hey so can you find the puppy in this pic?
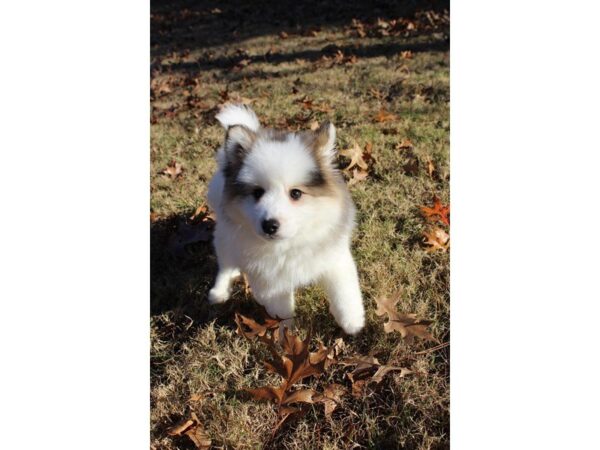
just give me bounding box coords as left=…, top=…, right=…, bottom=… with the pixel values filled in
left=206, top=104, right=365, bottom=335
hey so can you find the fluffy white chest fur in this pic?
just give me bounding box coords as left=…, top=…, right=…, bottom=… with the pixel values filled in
left=206, top=104, right=365, bottom=335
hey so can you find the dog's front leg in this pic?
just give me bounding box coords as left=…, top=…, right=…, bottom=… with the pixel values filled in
left=321, top=248, right=365, bottom=335
left=252, top=287, right=295, bottom=330
left=208, top=266, right=241, bottom=304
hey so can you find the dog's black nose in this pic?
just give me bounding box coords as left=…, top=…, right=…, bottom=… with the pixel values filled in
left=261, top=218, right=280, bottom=236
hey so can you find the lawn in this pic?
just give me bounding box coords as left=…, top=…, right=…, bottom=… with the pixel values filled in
left=151, top=1, right=449, bottom=448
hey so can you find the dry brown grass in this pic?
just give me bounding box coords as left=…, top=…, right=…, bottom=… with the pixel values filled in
left=151, top=1, right=449, bottom=448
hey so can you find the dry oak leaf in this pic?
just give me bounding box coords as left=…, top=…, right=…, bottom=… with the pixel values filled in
left=339, top=141, right=369, bottom=171
left=168, top=412, right=211, bottom=449
left=374, top=294, right=437, bottom=342
left=420, top=196, right=450, bottom=226
left=189, top=205, right=216, bottom=222
left=347, top=168, right=368, bottom=187
left=423, top=227, right=449, bottom=253
left=234, top=313, right=281, bottom=343
left=316, top=383, right=347, bottom=417
left=340, top=355, right=412, bottom=396
left=238, top=318, right=330, bottom=400
left=374, top=108, right=398, bottom=123
left=161, top=160, right=183, bottom=180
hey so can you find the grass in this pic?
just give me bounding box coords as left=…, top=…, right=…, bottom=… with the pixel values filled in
left=151, top=1, right=449, bottom=448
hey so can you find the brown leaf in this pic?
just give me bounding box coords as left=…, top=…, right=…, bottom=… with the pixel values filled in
left=317, top=384, right=346, bottom=417
left=374, top=109, right=398, bottom=123
left=374, top=293, right=437, bottom=342
left=168, top=419, right=195, bottom=436
left=246, top=386, right=286, bottom=404
left=426, top=156, right=436, bottom=178
left=185, top=426, right=211, bottom=449
left=235, top=313, right=281, bottom=341
left=339, top=142, right=369, bottom=171
left=347, top=168, right=368, bottom=187
left=282, top=388, right=317, bottom=405
left=351, top=379, right=368, bottom=398
left=371, top=366, right=412, bottom=384
left=279, top=31, right=289, bottom=39
left=161, top=160, right=183, bottom=180
left=189, top=205, right=215, bottom=222
left=400, top=50, right=413, bottom=59
left=168, top=413, right=211, bottom=449
left=422, top=227, right=449, bottom=253
left=420, top=196, right=450, bottom=226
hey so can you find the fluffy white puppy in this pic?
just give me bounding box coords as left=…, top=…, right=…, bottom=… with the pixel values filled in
left=206, top=104, right=365, bottom=335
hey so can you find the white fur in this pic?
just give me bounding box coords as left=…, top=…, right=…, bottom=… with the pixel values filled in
left=215, top=104, right=261, bottom=132
left=206, top=106, right=365, bottom=335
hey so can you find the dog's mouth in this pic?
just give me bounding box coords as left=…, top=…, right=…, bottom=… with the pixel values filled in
left=260, top=232, right=282, bottom=241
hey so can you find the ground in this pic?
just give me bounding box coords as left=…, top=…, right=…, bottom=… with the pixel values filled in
left=151, top=1, right=449, bottom=449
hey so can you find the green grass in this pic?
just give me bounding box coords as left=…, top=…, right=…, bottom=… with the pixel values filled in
left=151, top=2, right=449, bottom=448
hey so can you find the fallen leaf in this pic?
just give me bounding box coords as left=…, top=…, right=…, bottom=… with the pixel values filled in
left=168, top=413, right=211, bottom=449
left=426, top=156, right=436, bottom=178
left=374, top=293, right=437, bottom=342
left=339, top=142, right=369, bottom=171
left=168, top=419, right=195, bottom=436
left=316, top=383, right=346, bottom=417
left=374, top=109, right=398, bottom=123
left=235, top=313, right=281, bottom=341
left=279, top=31, right=289, bottom=39
left=282, top=388, right=317, bottom=405
left=400, top=50, right=413, bottom=59
left=340, top=355, right=411, bottom=395
left=423, top=227, right=449, bottom=253
left=347, top=168, right=368, bottom=187
left=351, top=379, right=368, bottom=398
left=189, top=205, right=215, bottom=222
left=161, top=161, right=183, bottom=180
left=371, top=365, right=412, bottom=384
left=420, top=196, right=450, bottom=226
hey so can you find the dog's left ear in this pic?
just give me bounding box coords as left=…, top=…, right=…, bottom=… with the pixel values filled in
left=312, top=121, right=337, bottom=161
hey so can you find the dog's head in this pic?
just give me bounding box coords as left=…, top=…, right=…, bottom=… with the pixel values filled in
left=217, top=105, right=350, bottom=243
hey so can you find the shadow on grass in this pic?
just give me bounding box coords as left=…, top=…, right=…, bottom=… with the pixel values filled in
left=152, top=0, right=449, bottom=53
left=150, top=212, right=270, bottom=323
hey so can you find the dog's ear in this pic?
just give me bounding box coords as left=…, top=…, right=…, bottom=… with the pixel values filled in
left=223, top=124, right=256, bottom=165
left=312, top=121, right=337, bottom=161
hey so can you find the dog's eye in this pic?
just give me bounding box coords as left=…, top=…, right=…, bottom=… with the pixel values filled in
left=289, top=189, right=303, bottom=200
left=252, top=187, right=265, bottom=200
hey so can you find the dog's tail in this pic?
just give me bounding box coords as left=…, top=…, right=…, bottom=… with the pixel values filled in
left=215, top=103, right=260, bottom=132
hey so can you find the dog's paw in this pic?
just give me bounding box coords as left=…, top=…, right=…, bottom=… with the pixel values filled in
left=208, top=287, right=230, bottom=305
left=339, top=313, right=365, bottom=336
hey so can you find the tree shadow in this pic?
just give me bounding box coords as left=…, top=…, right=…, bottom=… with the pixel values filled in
left=152, top=0, right=449, bottom=53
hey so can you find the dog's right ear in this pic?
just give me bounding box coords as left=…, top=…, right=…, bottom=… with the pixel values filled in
left=223, top=124, right=256, bottom=165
